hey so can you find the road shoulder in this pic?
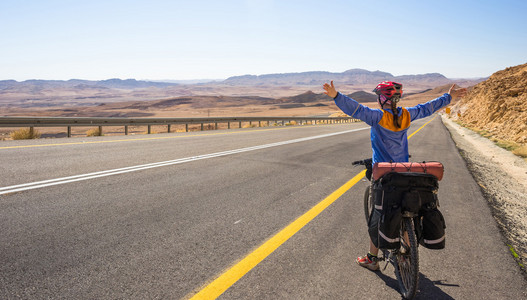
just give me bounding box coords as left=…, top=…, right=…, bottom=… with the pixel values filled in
left=441, top=114, right=527, bottom=275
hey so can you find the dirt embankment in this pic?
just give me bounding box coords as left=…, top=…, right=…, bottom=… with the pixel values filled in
left=451, top=63, right=527, bottom=144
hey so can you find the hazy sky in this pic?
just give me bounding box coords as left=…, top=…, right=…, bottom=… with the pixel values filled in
left=1, top=0, right=526, bottom=81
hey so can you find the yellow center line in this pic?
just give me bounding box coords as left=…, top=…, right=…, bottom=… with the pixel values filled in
left=407, top=114, right=437, bottom=139
left=0, top=125, right=332, bottom=150
left=188, top=114, right=439, bottom=299
left=190, top=170, right=367, bottom=300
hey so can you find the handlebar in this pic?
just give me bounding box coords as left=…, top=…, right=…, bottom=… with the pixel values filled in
left=352, top=158, right=372, bottom=166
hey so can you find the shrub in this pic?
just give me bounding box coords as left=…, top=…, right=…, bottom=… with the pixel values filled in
left=493, top=138, right=518, bottom=152
left=86, top=128, right=103, bottom=136
left=512, top=145, right=527, bottom=158
left=10, top=128, right=41, bottom=140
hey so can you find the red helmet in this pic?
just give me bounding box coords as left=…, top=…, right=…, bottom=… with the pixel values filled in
left=373, top=81, right=403, bottom=98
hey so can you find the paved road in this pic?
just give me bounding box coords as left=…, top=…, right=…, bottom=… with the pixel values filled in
left=0, top=117, right=525, bottom=299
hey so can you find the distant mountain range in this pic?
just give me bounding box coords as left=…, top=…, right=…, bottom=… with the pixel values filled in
left=223, top=68, right=453, bottom=86
left=1, top=68, right=476, bottom=90
left=0, top=69, right=486, bottom=111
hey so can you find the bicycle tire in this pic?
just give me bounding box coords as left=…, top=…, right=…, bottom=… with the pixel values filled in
left=394, top=218, right=419, bottom=299
left=363, top=186, right=373, bottom=223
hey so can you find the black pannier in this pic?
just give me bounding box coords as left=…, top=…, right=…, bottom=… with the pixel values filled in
left=372, top=172, right=444, bottom=250
left=369, top=183, right=399, bottom=249
left=378, top=205, right=402, bottom=249
left=420, top=207, right=446, bottom=249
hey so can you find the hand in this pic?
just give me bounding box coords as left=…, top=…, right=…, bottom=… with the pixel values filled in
left=448, top=84, right=467, bottom=99
left=323, top=80, right=338, bottom=98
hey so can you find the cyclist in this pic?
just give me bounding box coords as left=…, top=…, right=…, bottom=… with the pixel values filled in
left=323, top=80, right=465, bottom=271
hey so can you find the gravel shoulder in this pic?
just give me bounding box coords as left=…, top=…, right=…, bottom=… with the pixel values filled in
left=441, top=114, right=527, bottom=274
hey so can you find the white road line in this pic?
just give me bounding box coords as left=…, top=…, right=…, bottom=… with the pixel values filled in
left=0, top=128, right=368, bottom=195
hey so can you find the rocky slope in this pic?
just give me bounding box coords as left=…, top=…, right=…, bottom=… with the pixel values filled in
left=451, top=63, right=527, bottom=144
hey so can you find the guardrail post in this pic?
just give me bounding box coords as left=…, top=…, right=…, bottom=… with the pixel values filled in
left=239, top=121, right=242, bottom=128
left=228, top=122, right=231, bottom=129
left=186, top=124, right=189, bottom=132
left=99, top=126, right=103, bottom=135
left=215, top=122, right=218, bottom=130
left=168, top=124, right=171, bottom=133
left=125, top=125, right=128, bottom=135
left=67, top=126, right=71, bottom=137
left=258, top=121, right=261, bottom=127
left=148, top=125, right=151, bottom=134
left=201, top=123, right=204, bottom=131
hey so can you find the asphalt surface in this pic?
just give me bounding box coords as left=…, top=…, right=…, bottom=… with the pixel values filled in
left=0, top=117, right=525, bottom=299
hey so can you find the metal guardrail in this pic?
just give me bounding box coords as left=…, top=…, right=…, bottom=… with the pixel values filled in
left=0, top=116, right=359, bottom=137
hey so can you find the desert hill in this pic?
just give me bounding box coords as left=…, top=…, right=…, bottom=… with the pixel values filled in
left=0, top=69, right=485, bottom=109
left=451, top=62, right=527, bottom=144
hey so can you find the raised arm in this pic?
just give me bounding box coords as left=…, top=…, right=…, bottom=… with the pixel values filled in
left=407, top=84, right=467, bottom=121
left=323, top=81, right=382, bottom=126
left=407, top=94, right=450, bottom=120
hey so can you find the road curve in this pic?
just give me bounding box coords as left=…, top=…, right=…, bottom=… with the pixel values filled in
left=0, top=117, right=525, bottom=299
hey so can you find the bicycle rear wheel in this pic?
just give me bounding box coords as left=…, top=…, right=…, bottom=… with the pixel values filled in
left=394, top=218, right=419, bottom=299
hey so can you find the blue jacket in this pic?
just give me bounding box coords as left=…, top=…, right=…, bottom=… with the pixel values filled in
left=334, top=92, right=451, bottom=164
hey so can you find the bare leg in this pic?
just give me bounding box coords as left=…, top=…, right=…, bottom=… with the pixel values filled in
left=369, top=240, right=379, bottom=256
